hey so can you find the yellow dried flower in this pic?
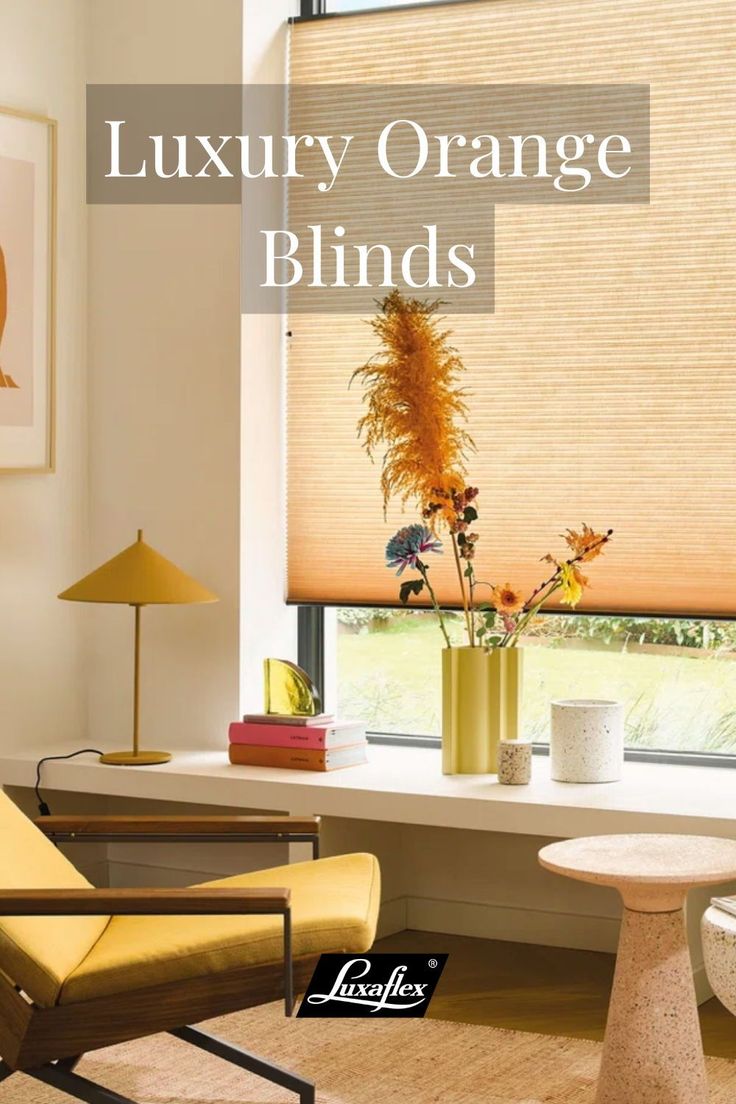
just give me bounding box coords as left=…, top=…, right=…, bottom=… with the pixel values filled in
left=559, top=563, right=589, bottom=607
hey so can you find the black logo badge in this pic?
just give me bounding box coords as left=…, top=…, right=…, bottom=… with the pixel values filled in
left=297, top=954, right=447, bottom=1018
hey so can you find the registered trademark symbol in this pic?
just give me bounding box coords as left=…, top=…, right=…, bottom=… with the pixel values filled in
left=428, top=958, right=438, bottom=969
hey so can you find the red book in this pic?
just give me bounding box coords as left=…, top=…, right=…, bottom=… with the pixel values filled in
left=229, top=720, right=366, bottom=750
left=228, top=742, right=368, bottom=772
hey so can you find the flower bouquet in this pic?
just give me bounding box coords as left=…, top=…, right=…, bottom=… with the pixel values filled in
left=354, top=291, right=613, bottom=773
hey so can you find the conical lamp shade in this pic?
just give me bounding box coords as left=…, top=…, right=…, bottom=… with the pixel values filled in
left=59, top=531, right=218, bottom=606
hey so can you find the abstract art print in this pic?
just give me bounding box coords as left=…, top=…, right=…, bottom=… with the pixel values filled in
left=0, top=106, right=55, bottom=471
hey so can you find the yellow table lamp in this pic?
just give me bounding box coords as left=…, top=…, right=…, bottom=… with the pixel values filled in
left=59, top=530, right=218, bottom=766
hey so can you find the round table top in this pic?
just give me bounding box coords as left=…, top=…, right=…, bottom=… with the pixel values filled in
left=539, top=835, right=736, bottom=910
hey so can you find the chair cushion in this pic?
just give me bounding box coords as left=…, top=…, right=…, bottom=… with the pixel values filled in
left=0, top=793, right=110, bottom=1007
left=60, top=852, right=380, bottom=1005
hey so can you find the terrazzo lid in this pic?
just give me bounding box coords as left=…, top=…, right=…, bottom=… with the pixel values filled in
left=704, top=903, right=736, bottom=933
left=539, top=834, right=736, bottom=887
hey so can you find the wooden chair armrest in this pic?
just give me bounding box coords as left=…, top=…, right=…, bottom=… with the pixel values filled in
left=0, top=886, right=290, bottom=916
left=34, top=814, right=321, bottom=839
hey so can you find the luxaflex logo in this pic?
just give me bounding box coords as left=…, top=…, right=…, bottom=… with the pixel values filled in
left=297, top=954, right=448, bottom=1018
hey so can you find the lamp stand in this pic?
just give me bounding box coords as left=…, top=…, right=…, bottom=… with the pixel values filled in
left=100, top=603, right=172, bottom=767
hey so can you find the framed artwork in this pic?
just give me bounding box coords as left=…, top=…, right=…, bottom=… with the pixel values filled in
left=0, top=106, right=56, bottom=472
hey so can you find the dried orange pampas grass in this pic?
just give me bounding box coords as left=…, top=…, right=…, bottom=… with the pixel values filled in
left=352, top=291, right=473, bottom=526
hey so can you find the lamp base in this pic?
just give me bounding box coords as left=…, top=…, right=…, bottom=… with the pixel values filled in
left=100, top=750, right=172, bottom=766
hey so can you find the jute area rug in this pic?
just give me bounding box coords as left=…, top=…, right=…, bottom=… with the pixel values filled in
left=3, top=1002, right=736, bottom=1104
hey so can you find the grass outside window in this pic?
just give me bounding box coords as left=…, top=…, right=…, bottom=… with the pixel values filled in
left=336, top=610, right=736, bottom=754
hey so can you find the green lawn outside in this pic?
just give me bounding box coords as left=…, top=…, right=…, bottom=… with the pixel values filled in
left=336, top=614, right=736, bottom=752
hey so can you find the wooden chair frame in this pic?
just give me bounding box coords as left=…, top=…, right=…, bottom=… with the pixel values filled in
left=0, top=814, right=324, bottom=1104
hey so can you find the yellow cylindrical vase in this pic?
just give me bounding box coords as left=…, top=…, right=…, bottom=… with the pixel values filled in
left=442, top=646, right=523, bottom=775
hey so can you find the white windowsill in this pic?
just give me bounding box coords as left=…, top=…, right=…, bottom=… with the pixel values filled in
left=0, top=743, right=734, bottom=839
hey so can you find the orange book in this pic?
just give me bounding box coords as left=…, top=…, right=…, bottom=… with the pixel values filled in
left=228, top=741, right=367, bottom=772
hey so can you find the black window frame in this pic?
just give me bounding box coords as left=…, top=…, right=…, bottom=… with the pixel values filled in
left=294, top=0, right=475, bottom=21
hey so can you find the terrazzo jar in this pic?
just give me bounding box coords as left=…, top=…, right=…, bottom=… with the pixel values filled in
left=550, top=699, right=624, bottom=783
left=498, top=739, right=532, bottom=785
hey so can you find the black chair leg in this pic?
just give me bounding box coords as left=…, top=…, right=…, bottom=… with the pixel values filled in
left=4, top=1028, right=315, bottom=1104
left=56, top=1055, right=84, bottom=1073
left=171, top=1024, right=316, bottom=1104
left=28, top=1062, right=138, bottom=1104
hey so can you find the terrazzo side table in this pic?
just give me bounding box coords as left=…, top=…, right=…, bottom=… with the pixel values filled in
left=539, top=834, right=736, bottom=1104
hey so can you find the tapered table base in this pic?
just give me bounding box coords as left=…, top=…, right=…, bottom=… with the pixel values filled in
left=597, top=906, right=707, bottom=1104
left=539, top=835, right=736, bottom=1104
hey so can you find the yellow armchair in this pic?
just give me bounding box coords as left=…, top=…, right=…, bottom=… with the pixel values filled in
left=0, top=793, right=380, bottom=1104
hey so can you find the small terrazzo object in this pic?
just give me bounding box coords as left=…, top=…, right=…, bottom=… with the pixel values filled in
left=550, top=699, right=623, bottom=783
left=702, top=903, right=736, bottom=1019
left=497, top=739, right=531, bottom=785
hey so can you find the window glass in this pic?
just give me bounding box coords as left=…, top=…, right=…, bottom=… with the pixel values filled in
left=335, top=611, right=736, bottom=754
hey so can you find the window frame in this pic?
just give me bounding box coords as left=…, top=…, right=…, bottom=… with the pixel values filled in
left=294, top=0, right=475, bottom=21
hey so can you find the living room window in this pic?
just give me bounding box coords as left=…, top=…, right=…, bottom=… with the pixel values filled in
left=288, top=0, right=735, bottom=765
left=328, top=609, right=736, bottom=760
left=296, top=607, right=736, bottom=761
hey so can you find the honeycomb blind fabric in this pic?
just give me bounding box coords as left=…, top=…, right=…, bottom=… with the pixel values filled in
left=286, top=0, right=736, bottom=616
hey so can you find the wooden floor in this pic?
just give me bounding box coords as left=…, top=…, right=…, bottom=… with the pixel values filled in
left=375, top=929, right=736, bottom=1059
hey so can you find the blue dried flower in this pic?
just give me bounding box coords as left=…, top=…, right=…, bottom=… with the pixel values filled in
left=386, top=524, right=443, bottom=575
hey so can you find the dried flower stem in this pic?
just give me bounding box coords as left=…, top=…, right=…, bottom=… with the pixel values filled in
left=491, top=531, right=613, bottom=647
left=417, top=562, right=452, bottom=648
left=500, top=590, right=551, bottom=646
left=451, top=534, right=474, bottom=645
left=523, top=530, right=613, bottom=610
left=499, top=529, right=614, bottom=646
left=467, top=562, right=478, bottom=643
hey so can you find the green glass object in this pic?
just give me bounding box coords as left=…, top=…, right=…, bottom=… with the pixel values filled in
left=264, top=658, right=322, bottom=716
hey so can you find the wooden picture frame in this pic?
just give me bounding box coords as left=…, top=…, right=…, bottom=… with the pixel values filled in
left=0, top=105, right=56, bottom=473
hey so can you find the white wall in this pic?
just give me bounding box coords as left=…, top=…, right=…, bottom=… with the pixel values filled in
left=0, top=0, right=88, bottom=752
left=240, top=0, right=300, bottom=709
left=0, top=0, right=294, bottom=751
left=85, top=0, right=243, bottom=752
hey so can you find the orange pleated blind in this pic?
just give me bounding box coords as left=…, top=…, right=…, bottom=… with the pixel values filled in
left=286, top=0, right=736, bottom=616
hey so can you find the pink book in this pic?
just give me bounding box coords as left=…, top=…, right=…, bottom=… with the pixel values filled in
left=228, top=720, right=366, bottom=750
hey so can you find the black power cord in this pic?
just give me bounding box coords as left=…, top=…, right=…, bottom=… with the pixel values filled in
left=35, top=749, right=104, bottom=816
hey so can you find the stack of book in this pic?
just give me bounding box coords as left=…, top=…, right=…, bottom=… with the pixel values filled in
left=228, top=713, right=368, bottom=772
